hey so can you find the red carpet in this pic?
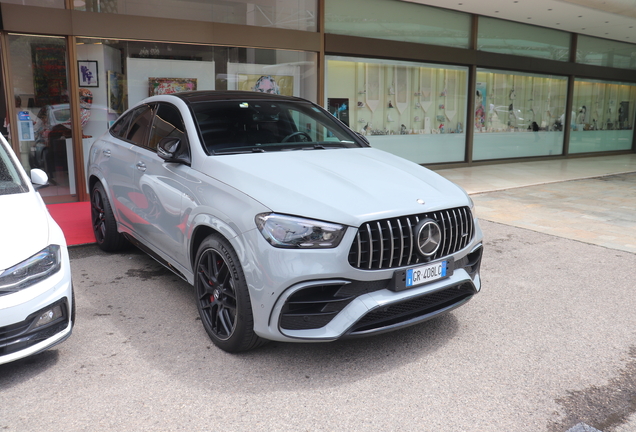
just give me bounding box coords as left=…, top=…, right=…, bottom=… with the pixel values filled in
left=47, top=202, right=95, bottom=246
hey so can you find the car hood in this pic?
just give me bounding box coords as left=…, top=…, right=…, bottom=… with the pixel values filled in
left=200, top=147, right=470, bottom=227
left=0, top=192, right=51, bottom=270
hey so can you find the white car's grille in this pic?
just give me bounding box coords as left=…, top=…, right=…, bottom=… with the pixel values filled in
left=348, top=207, right=475, bottom=270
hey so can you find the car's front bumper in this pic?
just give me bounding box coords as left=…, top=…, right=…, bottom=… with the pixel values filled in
left=239, top=222, right=483, bottom=343
left=0, top=254, right=74, bottom=365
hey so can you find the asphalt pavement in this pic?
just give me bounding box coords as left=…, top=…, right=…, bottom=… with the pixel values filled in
left=1, top=171, right=635, bottom=432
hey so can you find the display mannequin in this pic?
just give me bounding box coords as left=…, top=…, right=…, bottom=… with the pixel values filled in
left=474, top=90, right=485, bottom=131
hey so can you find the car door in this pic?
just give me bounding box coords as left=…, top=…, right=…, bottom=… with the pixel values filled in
left=93, top=107, right=149, bottom=232
left=131, top=102, right=194, bottom=267
left=104, top=104, right=156, bottom=232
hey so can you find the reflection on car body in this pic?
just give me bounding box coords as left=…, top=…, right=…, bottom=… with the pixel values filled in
left=87, top=91, right=484, bottom=353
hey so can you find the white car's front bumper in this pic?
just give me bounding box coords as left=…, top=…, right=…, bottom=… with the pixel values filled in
left=0, top=252, right=74, bottom=365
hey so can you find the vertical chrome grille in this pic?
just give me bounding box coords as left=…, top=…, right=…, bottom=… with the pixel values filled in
left=348, top=206, right=475, bottom=270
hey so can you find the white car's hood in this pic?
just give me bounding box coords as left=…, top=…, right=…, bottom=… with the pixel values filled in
left=201, top=147, right=470, bottom=226
left=0, top=192, right=51, bottom=270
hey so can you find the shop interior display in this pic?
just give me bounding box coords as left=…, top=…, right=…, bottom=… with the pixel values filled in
left=572, top=81, right=635, bottom=131
left=329, top=62, right=468, bottom=136
left=474, top=72, right=568, bottom=133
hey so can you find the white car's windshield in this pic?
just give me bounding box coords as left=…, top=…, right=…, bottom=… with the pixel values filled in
left=0, top=140, right=28, bottom=196
left=191, top=100, right=364, bottom=155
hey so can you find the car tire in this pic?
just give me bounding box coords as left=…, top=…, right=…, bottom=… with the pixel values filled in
left=194, top=234, right=266, bottom=353
left=91, top=181, right=128, bottom=252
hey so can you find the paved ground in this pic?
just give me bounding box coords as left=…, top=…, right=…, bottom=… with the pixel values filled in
left=472, top=172, right=636, bottom=254
left=1, top=173, right=635, bottom=432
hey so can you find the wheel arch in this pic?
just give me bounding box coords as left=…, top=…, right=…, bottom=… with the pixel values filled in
left=88, top=171, right=110, bottom=199
left=189, top=219, right=246, bottom=274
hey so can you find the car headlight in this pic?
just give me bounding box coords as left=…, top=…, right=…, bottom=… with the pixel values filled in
left=255, top=213, right=346, bottom=248
left=0, top=245, right=61, bottom=295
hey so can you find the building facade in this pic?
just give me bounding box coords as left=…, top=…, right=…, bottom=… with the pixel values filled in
left=0, top=0, right=634, bottom=204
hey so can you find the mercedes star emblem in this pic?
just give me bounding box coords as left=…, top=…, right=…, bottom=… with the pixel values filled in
left=415, top=219, right=442, bottom=257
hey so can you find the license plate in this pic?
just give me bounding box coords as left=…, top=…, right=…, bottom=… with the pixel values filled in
left=390, top=258, right=454, bottom=292
left=406, top=261, right=448, bottom=287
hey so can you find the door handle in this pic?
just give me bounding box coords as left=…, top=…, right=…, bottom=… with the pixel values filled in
left=103, top=149, right=111, bottom=157
left=136, top=162, right=147, bottom=172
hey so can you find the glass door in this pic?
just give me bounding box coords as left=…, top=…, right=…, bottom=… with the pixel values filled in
left=7, top=34, right=77, bottom=203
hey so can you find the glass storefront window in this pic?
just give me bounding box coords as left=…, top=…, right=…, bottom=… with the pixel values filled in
left=327, top=56, right=468, bottom=164
left=7, top=34, right=74, bottom=199
left=570, top=79, right=636, bottom=154
left=477, top=16, right=570, bottom=62
left=74, top=0, right=317, bottom=32
left=325, top=0, right=471, bottom=49
left=577, top=35, right=636, bottom=70
left=76, top=38, right=316, bottom=188
left=473, top=69, right=568, bottom=161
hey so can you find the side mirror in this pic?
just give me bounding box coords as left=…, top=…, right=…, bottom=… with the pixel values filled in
left=30, top=168, right=49, bottom=190
left=157, top=137, right=190, bottom=164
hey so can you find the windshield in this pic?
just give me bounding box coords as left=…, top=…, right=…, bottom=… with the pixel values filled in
left=191, top=100, right=365, bottom=155
left=0, top=139, right=28, bottom=195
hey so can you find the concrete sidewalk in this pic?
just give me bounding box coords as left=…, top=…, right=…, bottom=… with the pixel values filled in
left=435, top=154, right=636, bottom=195
left=470, top=173, right=636, bottom=253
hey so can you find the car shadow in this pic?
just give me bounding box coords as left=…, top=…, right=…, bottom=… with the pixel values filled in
left=0, top=350, right=60, bottom=389
left=62, top=244, right=463, bottom=394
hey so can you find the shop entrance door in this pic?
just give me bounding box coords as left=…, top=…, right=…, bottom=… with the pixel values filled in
left=7, top=36, right=78, bottom=203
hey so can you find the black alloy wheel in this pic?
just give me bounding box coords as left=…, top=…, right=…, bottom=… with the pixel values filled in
left=197, top=247, right=237, bottom=340
left=90, top=182, right=127, bottom=252
left=194, top=234, right=265, bottom=352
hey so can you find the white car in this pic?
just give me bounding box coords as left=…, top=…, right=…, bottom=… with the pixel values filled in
left=0, top=135, right=74, bottom=365
left=88, top=91, right=483, bottom=353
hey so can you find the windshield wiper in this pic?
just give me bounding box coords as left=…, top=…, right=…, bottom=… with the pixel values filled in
left=212, top=145, right=267, bottom=155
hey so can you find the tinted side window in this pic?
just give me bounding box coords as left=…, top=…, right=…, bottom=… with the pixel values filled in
left=126, top=105, right=154, bottom=147
left=148, top=103, right=187, bottom=150
left=110, top=112, right=132, bottom=139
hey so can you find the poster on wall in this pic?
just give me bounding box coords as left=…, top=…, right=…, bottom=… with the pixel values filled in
left=227, top=63, right=300, bottom=97
left=17, top=111, right=34, bottom=142
left=107, top=70, right=127, bottom=115
left=237, top=74, right=293, bottom=96
left=148, top=77, right=197, bottom=96
left=78, top=60, right=99, bottom=87
left=32, top=44, right=68, bottom=106
left=327, top=98, right=349, bottom=126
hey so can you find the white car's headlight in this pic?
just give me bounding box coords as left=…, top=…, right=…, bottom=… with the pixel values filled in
left=255, top=213, right=346, bottom=248
left=0, top=245, right=62, bottom=294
